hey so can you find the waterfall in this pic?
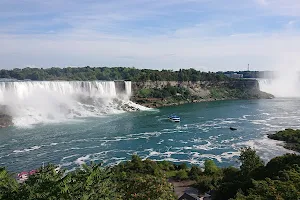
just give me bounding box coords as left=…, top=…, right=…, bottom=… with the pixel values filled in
left=258, top=76, right=300, bottom=98
left=0, top=81, right=141, bottom=127
left=124, top=81, right=132, bottom=96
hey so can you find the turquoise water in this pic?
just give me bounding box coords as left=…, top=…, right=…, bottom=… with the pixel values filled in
left=1, top=99, right=300, bottom=172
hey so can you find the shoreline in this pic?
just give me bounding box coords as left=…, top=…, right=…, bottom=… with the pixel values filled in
left=132, top=95, right=273, bottom=109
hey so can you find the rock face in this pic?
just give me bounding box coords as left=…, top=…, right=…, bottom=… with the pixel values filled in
left=0, top=105, right=13, bottom=128
left=131, top=80, right=274, bottom=108
left=0, top=114, right=13, bottom=128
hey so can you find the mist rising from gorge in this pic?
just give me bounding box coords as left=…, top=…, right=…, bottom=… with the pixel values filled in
left=259, top=56, right=300, bottom=97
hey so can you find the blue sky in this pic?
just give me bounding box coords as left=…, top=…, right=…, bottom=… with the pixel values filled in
left=0, top=0, right=300, bottom=71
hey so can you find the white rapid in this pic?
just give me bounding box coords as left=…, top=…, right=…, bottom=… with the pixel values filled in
left=0, top=81, right=142, bottom=127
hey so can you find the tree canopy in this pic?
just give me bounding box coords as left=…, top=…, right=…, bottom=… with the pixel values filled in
left=0, top=67, right=230, bottom=82
left=1, top=148, right=300, bottom=199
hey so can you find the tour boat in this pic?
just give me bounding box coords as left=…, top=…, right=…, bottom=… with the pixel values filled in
left=168, top=115, right=180, bottom=122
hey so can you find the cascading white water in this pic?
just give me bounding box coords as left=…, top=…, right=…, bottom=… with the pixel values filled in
left=258, top=55, right=300, bottom=98
left=258, top=71, right=300, bottom=97
left=0, top=81, right=142, bottom=127
left=124, top=81, right=132, bottom=96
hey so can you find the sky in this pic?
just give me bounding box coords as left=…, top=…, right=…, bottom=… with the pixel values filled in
left=0, top=0, right=300, bottom=71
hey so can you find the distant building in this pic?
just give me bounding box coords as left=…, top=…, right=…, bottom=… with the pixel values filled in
left=224, top=73, right=243, bottom=79
left=178, top=192, right=211, bottom=200
left=178, top=192, right=201, bottom=200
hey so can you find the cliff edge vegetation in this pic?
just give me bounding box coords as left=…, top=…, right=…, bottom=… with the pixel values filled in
left=132, top=80, right=273, bottom=108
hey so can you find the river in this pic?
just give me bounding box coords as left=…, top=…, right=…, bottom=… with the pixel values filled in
left=1, top=98, right=299, bottom=172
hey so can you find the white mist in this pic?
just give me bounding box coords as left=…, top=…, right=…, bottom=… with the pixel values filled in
left=259, top=55, right=300, bottom=97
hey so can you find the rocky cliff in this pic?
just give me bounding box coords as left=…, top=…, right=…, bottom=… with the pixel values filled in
left=0, top=106, right=13, bottom=128
left=131, top=80, right=273, bottom=108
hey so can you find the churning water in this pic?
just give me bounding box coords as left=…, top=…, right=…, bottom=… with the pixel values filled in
left=1, top=98, right=299, bottom=173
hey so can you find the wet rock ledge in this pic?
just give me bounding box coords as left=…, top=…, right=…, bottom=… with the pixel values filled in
left=0, top=105, right=13, bottom=128
left=0, top=114, right=13, bottom=128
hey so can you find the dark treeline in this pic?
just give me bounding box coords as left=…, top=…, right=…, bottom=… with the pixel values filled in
left=1, top=148, right=300, bottom=199
left=0, top=67, right=230, bottom=82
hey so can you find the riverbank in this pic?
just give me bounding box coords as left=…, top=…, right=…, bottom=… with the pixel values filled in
left=132, top=97, right=234, bottom=108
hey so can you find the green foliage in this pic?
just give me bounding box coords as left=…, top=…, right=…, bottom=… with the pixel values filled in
left=264, top=153, right=300, bottom=178
left=138, top=88, right=152, bottom=97
left=120, top=173, right=175, bottom=200
left=2, top=150, right=300, bottom=200
left=175, top=170, right=189, bottom=180
left=0, top=67, right=230, bottom=82
left=233, top=178, right=300, bottom=200
left=113, top=155, right=176, bottom=200
left=204, top=160, right=219, bottom=175
left=137, top=86, right=192, bottom=99
left=157, top=161, right=176, bottom=171
left=196, top=175, right=222, bottom=192
left=0, top=167, right=19, bottom=199
left=178, top=163, right=188, bottom=170
left=239, top=147, right=264, bottom=177
left=210, top=88, right=227, bottom=99
left=268, top=129, right=300, bottom=152
left=209, top=85, right=261, bottom=100
left=18, top=163, right=119, bottom=200
left=188, top=165, right=203, bottom=180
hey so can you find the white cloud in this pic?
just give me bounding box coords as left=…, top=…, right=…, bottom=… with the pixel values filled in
left=0, top=0, right=300, bottom=70
left=254, top=0, right=300, bottom=16
left=1, top=28, right=300, bottom=71
left=256, top=0, right=268, bottom=6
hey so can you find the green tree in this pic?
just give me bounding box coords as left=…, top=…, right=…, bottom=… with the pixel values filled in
left=175, top=170, right=189, bottom=180
left=239, top=147, right=264, bottom=177
left=0, top=167, right=19, bottom=199
left=188, top=165, right=203, bottom=180
left=120, top=173, right=175, bottom=200
left=204, top=160, right=219, bottom=175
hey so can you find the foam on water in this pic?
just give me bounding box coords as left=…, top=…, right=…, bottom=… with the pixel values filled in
left=2, top=97, right=300, bottom=172
left=13, top=146, right=41, bottom=153
left=75, top=155, right=90, bottom=165
left=234, top=136, right=296, bottom=162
